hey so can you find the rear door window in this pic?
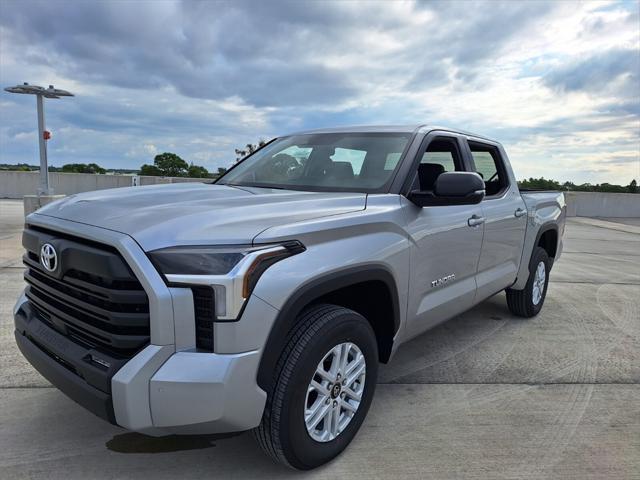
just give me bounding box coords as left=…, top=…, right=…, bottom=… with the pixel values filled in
left=468, top=142, right=509, bottom=197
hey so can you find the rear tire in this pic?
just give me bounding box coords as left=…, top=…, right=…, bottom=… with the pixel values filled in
left=506, top=246, right=551, bottom=318
left=254, top=304, right=378, bottom=470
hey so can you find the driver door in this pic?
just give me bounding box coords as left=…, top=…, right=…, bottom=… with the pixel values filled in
left=403, top=134, right=484, bottom=339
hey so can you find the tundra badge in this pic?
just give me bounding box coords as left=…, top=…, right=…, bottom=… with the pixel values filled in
left=431, top=274, right=455, bottom=288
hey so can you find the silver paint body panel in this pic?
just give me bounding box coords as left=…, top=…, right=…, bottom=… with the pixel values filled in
left=474, top=145, right=528, bottom=301
left=401, top=197, right=483, bottom=339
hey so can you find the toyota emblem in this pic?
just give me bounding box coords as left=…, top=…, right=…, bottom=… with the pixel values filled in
left=40, top=243, right=58, bottom=272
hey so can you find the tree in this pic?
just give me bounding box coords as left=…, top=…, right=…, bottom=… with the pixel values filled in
left=61, top=163, right=106, bottom=174
left=518, top=177, right=562, bottom=190
left=235, top=139, right=267, bottom=162
left=153, top=152, right=189, bottom=177
left=139, top=152, right=211, bottom=178
left=139, top=152, right=189, bottom=177
left=217, top=167, right=227, bottom=176
left=517, top=177, right=639, bottom=194
left=139, top=164, right=162, bottom=176
left=187, top=163, right=209, bottom=178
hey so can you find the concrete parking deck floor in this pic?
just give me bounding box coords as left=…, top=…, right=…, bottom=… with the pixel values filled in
left=1, top=199, right=638, bottom=479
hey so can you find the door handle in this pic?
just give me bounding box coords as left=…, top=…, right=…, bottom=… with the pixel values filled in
left=514, top=208, right=527, bottom=218
left=467, top=215, right=485, bottom=227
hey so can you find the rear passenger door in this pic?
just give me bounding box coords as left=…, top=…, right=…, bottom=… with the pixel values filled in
left=403, top=134, right=484, bottom=338
left=466, top=140, right=527, bottom=301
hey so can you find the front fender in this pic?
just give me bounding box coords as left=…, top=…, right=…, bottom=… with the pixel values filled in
left=251, top=230, right=410, bottom=392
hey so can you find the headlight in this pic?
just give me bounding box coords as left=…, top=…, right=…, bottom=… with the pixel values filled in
left=148, top=246, right=247, bottom=276
left=148, top=241, right=305, bottom=320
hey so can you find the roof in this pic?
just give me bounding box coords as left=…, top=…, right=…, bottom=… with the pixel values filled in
left=288, top=124, right=497, bottom=142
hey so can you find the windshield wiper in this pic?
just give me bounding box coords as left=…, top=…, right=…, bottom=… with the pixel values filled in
left=225, top=183, right=290, bottom=190
left=252, top=185, right=289, bottom=190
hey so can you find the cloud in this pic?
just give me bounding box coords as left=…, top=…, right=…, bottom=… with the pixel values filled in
left=0, top=0, right=638, bottom=184
left=0, top=0, right=359, bottom=107
left=600, top=155, right=640, bottom=165
left=544, top=47, right=640, bottom=97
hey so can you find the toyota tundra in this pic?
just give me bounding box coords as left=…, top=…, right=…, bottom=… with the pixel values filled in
left=14, top=125, right=565, bottom=469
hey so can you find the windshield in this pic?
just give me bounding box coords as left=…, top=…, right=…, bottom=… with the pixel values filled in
left=217, top=133, right=412, bottom=193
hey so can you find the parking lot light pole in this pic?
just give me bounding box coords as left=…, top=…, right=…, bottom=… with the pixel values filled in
left=4, top=83, right=74, bottom=195
left=35, top=93, right=49, bottom=194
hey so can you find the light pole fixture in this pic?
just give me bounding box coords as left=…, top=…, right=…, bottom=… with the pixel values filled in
left=4, top=83, right=74, bottom=195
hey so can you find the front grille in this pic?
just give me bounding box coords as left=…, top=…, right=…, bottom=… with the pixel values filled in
left=22, top=226, right=150, bottom=358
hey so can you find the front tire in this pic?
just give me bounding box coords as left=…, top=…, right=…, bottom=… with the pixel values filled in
left=506, top=246, right=551, bottom=317
left=254, top=304, right=378, bottom=470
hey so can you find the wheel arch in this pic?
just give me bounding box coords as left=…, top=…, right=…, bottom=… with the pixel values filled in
left=512, top=221, right=560, bottom=290
left=536, top=225, right=559, bottom=260
left=256, top=265, right=401, bottom=392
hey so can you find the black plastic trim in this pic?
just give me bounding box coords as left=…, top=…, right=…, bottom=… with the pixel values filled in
left=191, top=286, right=215, bottom=351
left=14, top=303, right=121, bottom=424
left=256, top=265, right=400, bottom=391
left=16, top=331, right=117, bottom=424
left=21, top=226, right=150, bottom=355
left=512, top=222, right=560, bottom=289
left=534, top=223, right=559, bottom=266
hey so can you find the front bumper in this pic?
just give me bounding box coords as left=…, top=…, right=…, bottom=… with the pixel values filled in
left=14, top=214, right=277, bottom=436
left=14, top=292, right=268, bottom=435
left=14, top=308, right=117, bottom=423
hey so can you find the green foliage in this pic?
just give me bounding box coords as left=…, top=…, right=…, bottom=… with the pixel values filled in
left=518, top=177, right=562, bottom=190
left=518, top=177, right=639, bottom=194
left=187, top=163, right=209, bottom=178
left=217, top=167, right=227, bottom=176
left=138, top=152, right=210, bottom=178
left=235, top=139, right=267, bottom=162
left=0, top=163, right=37, bottom=171
left=139, top=164, right=162, bottom=176
left=153, top=152, right=189, bottom=177
left=60, top=163, right=106, bottom=174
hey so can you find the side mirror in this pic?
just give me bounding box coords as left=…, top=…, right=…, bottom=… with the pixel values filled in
left=409, top=171, right=485, bottom=207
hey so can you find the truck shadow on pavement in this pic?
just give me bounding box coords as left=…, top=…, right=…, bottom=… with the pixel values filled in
left=106, top=432, right=241, bottom=454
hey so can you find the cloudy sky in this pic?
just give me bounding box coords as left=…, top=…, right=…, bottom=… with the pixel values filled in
left=1, top=0, right=638, bottom=184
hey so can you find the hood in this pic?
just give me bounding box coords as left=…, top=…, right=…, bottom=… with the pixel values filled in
left=35, top=183, right=366, bottom=251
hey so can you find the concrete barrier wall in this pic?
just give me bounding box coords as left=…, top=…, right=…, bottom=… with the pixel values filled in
left=2, top=171, right=639, bottom=217
left=565, top=191, right=640, bottom=218
left=0, top=171, right=209, bottom=198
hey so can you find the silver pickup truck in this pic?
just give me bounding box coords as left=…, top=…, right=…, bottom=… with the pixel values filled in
left=14, top=125, right=565, bottom=469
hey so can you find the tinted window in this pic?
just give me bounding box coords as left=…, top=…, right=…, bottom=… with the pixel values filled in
left=421, top=151, right=456, bottom=172
left=413, top=137, right=463, bottom=190
left=469, top=143, right=508, bottom=196
left=472, top=151, right=498, bottom=179
left=420, top=139, right=463, bottom=172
